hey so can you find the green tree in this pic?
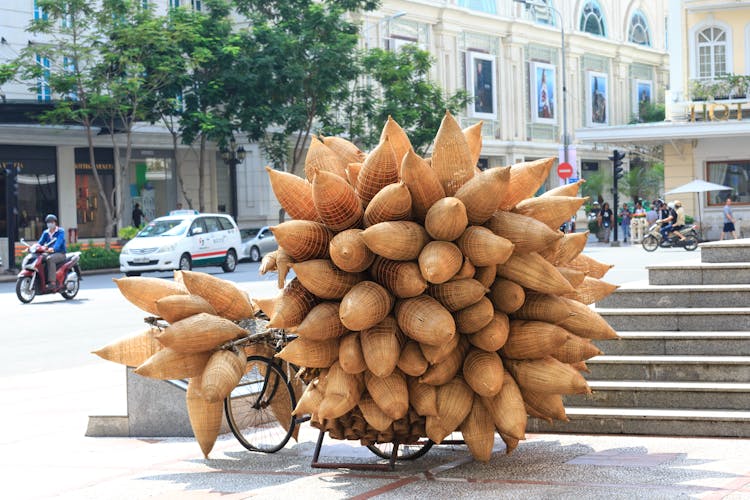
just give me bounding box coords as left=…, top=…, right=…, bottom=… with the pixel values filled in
left=619, top=161, right=664, bottom=203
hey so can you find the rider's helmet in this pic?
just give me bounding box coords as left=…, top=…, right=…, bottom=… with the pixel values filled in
left=654, top=199, right=664, bottom=208
left=674, top=200, right=682, bottom=207
left=667, top=202, right=675, bottom=209
left=45, top=214, right=58, bottom=223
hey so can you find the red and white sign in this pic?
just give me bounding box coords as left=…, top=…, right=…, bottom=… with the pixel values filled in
left=557, top=162, right=574, bottom=179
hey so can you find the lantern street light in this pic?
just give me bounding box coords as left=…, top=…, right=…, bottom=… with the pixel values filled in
left=220, top=137, right=246, bottom=220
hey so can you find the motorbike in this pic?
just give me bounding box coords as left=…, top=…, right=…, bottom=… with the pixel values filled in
left=641, top=222, right=700, bottom=252
left=16, top=238, right=82, bottom=303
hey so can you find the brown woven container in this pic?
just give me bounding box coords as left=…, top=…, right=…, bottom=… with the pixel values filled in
left=252, top=296, right=276, bottom=319
left=419, top=330, right=459, bottom=364
left=295, top=302, right=347, bottom=341
left=504, top=356, right=591, bottom=395
left=114, top=277, right=188, bottom=316
left=259, top=250, right=278, bottom=276
left=541, top=178, right=584, bottom=198
left=396, top=295, right=456, bottom=347
left=186, top=376, right=224, bottom=459
left=500, top=433, right=520, bottom=455
left=485, top=210, right=564, bottom=254
left=329, top=229, right=375, bottom=273
left=405, top=378, right=436, bottom=417
left=305, top=136, right=347, bottom=182
left=292, top=259, right=364, bottom=300
left=270, top=220, right=332, bottom=262
left=276, top=337, right=340, bottom=368
left=155, top=294, right=216, bottom=324
left=468, top=312, right=510, bottom=352
left=452, top=258, right=476, bottom=280
left=556, top=267, right=587, bottom=288
left=498, top=157, right=555, bottom=210
left=322, top=135, right=366, bottom=166
left=570, top=360, right=590, bottom=373
left=428, top=278, right=488, bottom=312
left=318, top=362, right=362, bottom=419
left=201, top=349, right=247, bottom=402
left=427, top=376, right=474, bottom=443
left=462, top=121, right=484, bottom=168
left=563, top=277, right=619, bottom=305
left=379, top=116, right=413, bottom=165
left=454, top=166, right=511, bottom=224
left=156, top=312, right=246, bottom=353
left=134, top=348, right=210, bottom=380
left=502, top=320, right=570, bottom=360
left=481, top=374, right=527, bottom=440
left=92, top=327, right=163, bottom=367
left=551, top=231, right=590, bottom=265
left=244, top=341, right=276, bottom=363
left=357, top=137, right=399, bottom=206
left=557, top=297, right=619, bottom=340
left=521, top=389, right=569, bottom=422
left=312, top=170, right=364, bottom=231
left=400, top=148, right=445, bottom=221
left=550, top=333, right=603, bottom=363
left=268, top=279, right=318, bottom=329
left=431, top=111, right=475, bottom=196
left=456, top=226, right=514, bottom=266
left=338, top=332, right=367, bottom=374
left=513, top=196, right=587, bottom=230
left=512, top=293, right=574, bottom=324
left=418, top=241, right=463, bottom=284
left=363, top=181, right=412, bottom=227
left=496, top=252, right=575, bottom=295
left=424, top=197, right=468, bottom=241
left=474, top=265, right=497, bottom=289
left=358, top=394, right=394, bottom=431
left=463, top=348, right=504, bottom=397
left=293, top=377, right=325, bottom=416
left=397, top=341, right=429, bottom=376
left=173, top=270, right=184, bottom=285
left=179, top=271, right=254, bottom=321
left=488, top=278, right=526, bottom=314
left=346, top=162, right=362, bottom=187
left=369, top=256, right=427, bottom=298
left=361, top=221, right=430, bottom=261
left=365, top=370, right=409, bottom=420
left=566, top=253, right=614, bottom=279
left=265, top=166, right=319, bottom=222
left=360, top=316, right=401, bottom=378
left=419, top=337, right=469, bottom=385
left=275, top=247, right=294, bottom=289
left=455, top=296, right=495, bottom=334
left=339, top=280, right=394, bottom=331
left=461, top=396, right=496, bottom=462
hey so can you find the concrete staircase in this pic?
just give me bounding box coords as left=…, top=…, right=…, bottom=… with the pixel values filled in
left=527, top=239, right=750, bottom=437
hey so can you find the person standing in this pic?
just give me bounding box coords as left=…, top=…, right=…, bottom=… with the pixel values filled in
left=38, top=214, right=66, bottom=290
left=132, top=203, right=146, bottom=228
left=619, top=203, right=632, bottom=243
left=721, top=197, right=738, bottom=240
left=598, top=202, right=613, bottom=243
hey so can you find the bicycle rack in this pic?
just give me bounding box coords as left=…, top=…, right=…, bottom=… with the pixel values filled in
left=310, top=429, right=399, bottom=471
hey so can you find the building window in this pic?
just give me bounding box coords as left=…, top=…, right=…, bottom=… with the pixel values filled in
left=628, top=10, right=651, bottom=46
left=33, top=0, right=47, bottom=20
left=580, top=1, right=606, bottom=37
left=192, top=0, right=201, bottom=11
left=707, top=161, right=750, bottom=206
left=63, top=56, right=78, bottom=101
left=456, top=0, right=497, bottom=15
left=523, top=0, right=555, bottom=26
left=169, top=0, right=180, bottom=8
left=35, top=54, right=51, bottom=102
left=697, top=27, right=727, bottom=79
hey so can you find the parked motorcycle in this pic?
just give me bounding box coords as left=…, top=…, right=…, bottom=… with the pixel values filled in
left=641, top=223, right=699, bottom=252
left=16, top=239, right=82, bottom=303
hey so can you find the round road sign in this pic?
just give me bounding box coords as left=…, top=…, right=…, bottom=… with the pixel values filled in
left=557, top=162, right=574, bottom=179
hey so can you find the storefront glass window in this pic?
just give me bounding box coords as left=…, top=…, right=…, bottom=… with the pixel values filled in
left=75, top=148, right=114, bottom=239
left=707, top=160, right=750, bottom=206
left=129, top=157, right=176, bottom=223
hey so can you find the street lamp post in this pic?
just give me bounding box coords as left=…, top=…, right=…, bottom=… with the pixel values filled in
left=220, top=138, right=246, bottom=221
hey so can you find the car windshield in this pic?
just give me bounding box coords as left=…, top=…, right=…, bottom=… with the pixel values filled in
left=241, top=228, right=259, bottom=241
left=137, top=219, right=188, bottom=238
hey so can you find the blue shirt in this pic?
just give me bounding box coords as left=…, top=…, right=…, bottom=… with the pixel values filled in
left=38, top=227, right=66, bottom=253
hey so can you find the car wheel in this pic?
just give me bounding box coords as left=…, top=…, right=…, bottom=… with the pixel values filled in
left=250, top=246, right=261, bottom=262
left=222, top=249, right=237, bottom=273
left=125, top=271, right=141, bottom=277
left=179, top=253, right=192, bottom=271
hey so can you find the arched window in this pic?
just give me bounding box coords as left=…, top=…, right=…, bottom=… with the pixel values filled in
left=456, top=0, right=497, bottom=15
left=524, top=0, right=555, bottom=26
left=580, top=1, right=606, bottom=37
left=697, top=26, right=727, bottom=78
left=628, top=10, right=651, bottom=46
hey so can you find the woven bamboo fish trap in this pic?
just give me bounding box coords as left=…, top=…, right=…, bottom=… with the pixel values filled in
left=363, top=181, right=412, bottom=227
left=178, top=271, right=254, bottom=321
left=292, top=259, right=364, bottom=300
left=155, top=294, right=217, bottom=324
left=455, top=296, right=495, bottom=334
left=358, top=394, right=394, bottom=431
left=456, top=226, right=514, bottom=266
left=272, top=221, right=332, bottom=262
left=557, top=267, right=587, bottom=288
left=365, top=370, right=409, bottom=420
left=418, top=241, right=463, bottom=284
left=541, top=231, right=590, bottom=266
left=113, top=277, right=188, bottom=316
left=267, top=278, right=319, bottom=329
left=92, top=327, right=163, bottom=367
left=276, top=337, right=340, bottom=369
left=431, top=111, right=475, bottom=197
left=186, top=377, right=224, bottom=459
left=361, top=221, right=430, bottom=261
left=428, top=278, right=488, bottom=312
left=454, top=166, right=510, bottom=224
left=453, top=258, right=475, bottom=280
left=502, top=320, right=570, bottom=360
left=463, top=348, right=504, bottom=397
left=550, top=333, right=603, bottom=364
left=427, top=376, right=474, bottom=443
left=461, top=396, right=495, bottom=462
left=408, top=378, right=438, bottom=416
left=499, top=157, right=555, bottom=210
left=265, top=166, right=319, bottom=222
left=370, top=256, right=427, bottom=298
left=305, top=136, right=348, bottom=182
left=563, top=277, right=619, bottom=305
left=397, top=341, right=429, bottom=377
left=156, top=313, right=246, bottom=353
left=541, top=178, right=584, bottom=198
left=294, top=302, right=347, bottom=341
left=481, top=374, right=527, bottom=440
left=512, top=293, right=575, bottom=324
left=488, top=278, right=526, bottom=314
left=329, top=229, right=375, bottom=273
left=419, top=329, right=459, bottom=364
left=521, top=389, right=569, bottom=422
left=318, top=362, right=363, bottom=419
left=462, top=121, right=484, bottom=168
left=419, top=337, right=468, bottom=386
left=134, top=347, right=211, bottom=380
left=357, top=137, right=399, bottom=206
left=557, top=296, right=619, bottom=340
left=474, top=265, right=497, bottom=289
left=424, top=197, right=468, bottom=241
left=259, top=251, right=278, bottom=275
left=360, top=316, right=402, bottom=378
left=496, top=252, right=575, bottom=296
left=322, top=135, right=366, bottom=165
left=513, top=196, right=587, bottom=230
left=379, top=116, right=413, bottom=165
left=251, top=296, right=276, bottom=319
left=484, top=210, right=563, bottom=254
left=338, top=332, right=367, bottom=374
left=566, top=253, right=614, bottom=279
left=395, top=295, right=456, bottom=347
left=468, top=312, right=510, bottom=352
left=346, top=162, right=362, bottom=187
left=312, top=170, right=363, bottom=231
left=201, top=349, right=246, bottom=402
left=273, top=247, right=294, bottom=289
left=400, top=148, right=445, bottom=221
left=293, top=378, right=326, bottom=416
left=504, top=356, right=591, bottom=395
left=339, top=280, right=394, bottom=331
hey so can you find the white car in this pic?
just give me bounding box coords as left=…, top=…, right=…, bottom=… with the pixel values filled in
left=119, top=211, right=242, bottom=276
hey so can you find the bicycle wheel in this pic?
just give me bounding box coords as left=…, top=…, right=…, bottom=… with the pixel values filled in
left=683, top=235, right=699, bottom=251
left=641, top=235, right=658, bottom=252
left=225, top=355, right=297, bottom=453
left=366, top=439, right=434, bottom=461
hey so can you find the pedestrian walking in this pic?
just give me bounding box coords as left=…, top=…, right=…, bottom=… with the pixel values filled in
left=132, top=203, right=146, bottom=228
left=720, top=197, right=738, bottom=240
left=619, top=202, right=632, bottom=243
left=598, top=202, right=613, bottom=243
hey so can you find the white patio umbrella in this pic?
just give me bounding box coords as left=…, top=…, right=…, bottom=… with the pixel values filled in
left=665, top=179, right=734, bottom=231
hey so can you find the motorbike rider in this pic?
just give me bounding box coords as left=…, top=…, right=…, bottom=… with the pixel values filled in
left=38, top=214, right=66, bottom=290
left=656, top=200, right=686, bottom=243
left=672, top=200, right=686, bottom=233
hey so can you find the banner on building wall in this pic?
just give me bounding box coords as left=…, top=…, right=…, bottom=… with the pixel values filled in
left=586, top=71, right=609, bottom=126
left=467, top=51, right=497, bottom=120
left=633, top=79, right=653, bottom=117
left=530, top=62, right=556, bottom=124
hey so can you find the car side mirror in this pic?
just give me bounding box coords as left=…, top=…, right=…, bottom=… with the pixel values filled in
left=191, top=227, right=204, bottom=236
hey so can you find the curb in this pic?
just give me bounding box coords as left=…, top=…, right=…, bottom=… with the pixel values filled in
left=0, top=267, right=120, bottom=283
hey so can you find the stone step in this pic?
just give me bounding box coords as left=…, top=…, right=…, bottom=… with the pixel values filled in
left=526, top=407, right=750, bottom=437
left=584, top=355, right=750, bottom=382
left=595, top=306, right=750, bottom=331
left=648, top=261, right=750, bottom=285
left=594, top=331, right=750, bottom=356
left=596, top=283, right=750, bottom=309
left=700, top=239, right=750, bottom=263
left=565, top=381, right=750, bottom=410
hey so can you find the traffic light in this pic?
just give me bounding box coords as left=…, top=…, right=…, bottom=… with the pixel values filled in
left=609, top=149, right=626, bottom=182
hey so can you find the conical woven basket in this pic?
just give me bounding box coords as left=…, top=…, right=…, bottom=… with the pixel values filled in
left=498, top=157, right=555, bottom=210
left=346, top=162, right=362, bottom=187
left=268, top=278, right=319, bottom=329
left=544, top=231, right=590, bottom=266
left=363, top=181, right=412, bottom=227
left=428, top=278, right=488, bottom=312
left=358, top=394, right=394, bottom=431
left=502, top=320, right=570, bottom=360
left=454, top=166, right=510, bottom=224
left=496, top=252, right=575, bottom=295
left=431, top=111, right=475, bottom=196
left=329, top=229, right=375, bottom=273
left=566, top=253, right=614, bottom=279
left=114, top=277, right=187, bottom=316
left=365, top=370, right=409, bottom=420
left=339, top=280, right=394, bottom=331
left=500, top=433, right=519, bottom=454
left=453, top=258, right=476, bottom=280
left=156, top=312, right=246, bottom=353
left=400, top=148, right=445, bottom=221
left=134, top=348, right=211, bottom=380
left=305, top=136, right=348, bottom=182
left=396, top=295, right=456, bottom=347
left=462, top=121, right=484, bottom=168
left=293, top=377, right=325, bottom=416
left=557, top=296, right=619, bottom=340
left=468, top=312, right=510, bottom=352
left=186, top=376, right=224, bottom=458
left=252, top=296, right=276, bottom=319
left=473, top=265, right=497, bottom=289
left=338, top=332, right=367, bottom=374
left=274, top=247, right=294, bottom=289
left=484, top=210, right=563, bottom=254
left=379, top=116, right=413, bottom=165
left=521, top=389, right=568, bottom=422
left=424, top=197, right=468, bottom=241
left=360, top=316, right=401, bottom=377
left=370, top=256, right=427, bottom=298
left=360, top=221, right=430, bottom=261
left=456, top=226, right=514, bottom=266
left=504, top=356, right=591, bottom=395
left=570, top=360, right=590, bottom=373
left=541, top=178, right=584, bottom=198
left=488, top=278, right=526, bottom=314
left=155, top=294, right=217, bottom=324
left=179, top=271, right=254, bottom=321
left=512, top=293, right=574, bottom=324
left=276, top=337, right=340, bottom=368
left=419, top=337, right=468, bottom=385
left=418, top=241, right=463, bottom=284
left=461, top=396, right=496, bottom=462
left=92, top=327, right=163, bottom=367
left=295, top=301, right=347, bottom=341
left=271, top=220, right=332, bottom=262
left=292, top=259, right=364, bottom=300
left=481, top=374, right=527, bottom=440
left=322, top=135, right=366, bottom=166
left=563, top=276, right=619, bottom=305
left=259, top=251, right=278, bottom=275
left=419, top=329, right=459, bottom=364
left=455, top=296, right=494, bottom=334
left=556, top=266, right=587, bottom=288
left=463, top=348, right=504, bottom=397
left=265, top=166, right=319, bottom=222
left=513, top=196, right=587, bottom=230
left=550, top=333, right=603, bottom=363
left=201, top=349, right=246, bottom=402
left=357, top=137, right=399, bottom=206
left=408, top=378, right=438, bottom=416
left=318, top=361, right=362, bottom=419
left=312, top=170, right=363, bottom=231
left=430, top=376, right=474, bottom=442
left=397, top=341, right=429, bottom=376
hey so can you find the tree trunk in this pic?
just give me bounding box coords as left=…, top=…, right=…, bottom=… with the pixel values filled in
left=84, top=121, right=115, bottom=250
left=171, top=131, right=193, bottom=210
left=198, top=133, right=206, bottom=212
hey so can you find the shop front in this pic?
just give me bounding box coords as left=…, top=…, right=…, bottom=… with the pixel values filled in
left=127, top=149, right=178, bottom=225
left=75, top=148, right=114, bottom=239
